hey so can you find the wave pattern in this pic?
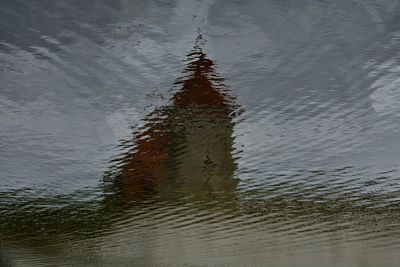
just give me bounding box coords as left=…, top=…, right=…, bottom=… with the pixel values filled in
left=2, top=0, right=400, bottom=266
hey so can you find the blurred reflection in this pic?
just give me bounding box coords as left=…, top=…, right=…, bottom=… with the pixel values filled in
left=0, top=35, right=241, bottom=248
left=113, top=35, right=239, bottom=202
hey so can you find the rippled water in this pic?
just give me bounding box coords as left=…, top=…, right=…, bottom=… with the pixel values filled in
left=2, top=0, right=400, bottom=266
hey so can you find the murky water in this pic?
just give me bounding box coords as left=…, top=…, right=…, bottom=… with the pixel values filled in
left=2, top=0, right=400, bottom=266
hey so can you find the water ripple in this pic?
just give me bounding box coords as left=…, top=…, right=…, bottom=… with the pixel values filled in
left=2, top=0, right=400, bottom=266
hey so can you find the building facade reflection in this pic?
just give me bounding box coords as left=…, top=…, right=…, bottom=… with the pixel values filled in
left=113, top=35, right=239, bottom=202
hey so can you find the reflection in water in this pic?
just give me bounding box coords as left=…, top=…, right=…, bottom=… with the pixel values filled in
left=0, top=35, right=243, bottom=264
left=110, top=35, right=239, bottom=202
left=2, top=5, right=400, bottom=263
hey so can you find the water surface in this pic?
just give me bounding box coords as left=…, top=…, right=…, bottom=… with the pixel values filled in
left=1, top=0, right=400, bottom=266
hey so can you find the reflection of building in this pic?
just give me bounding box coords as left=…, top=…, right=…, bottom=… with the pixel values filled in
left=116, top=36, right=239, bottom=201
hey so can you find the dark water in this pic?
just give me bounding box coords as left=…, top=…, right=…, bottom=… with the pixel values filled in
left=2, top=0, right=400, bottom=266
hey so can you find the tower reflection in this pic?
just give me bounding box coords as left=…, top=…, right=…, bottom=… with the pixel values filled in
left=114, top=36, right=239, bottom=202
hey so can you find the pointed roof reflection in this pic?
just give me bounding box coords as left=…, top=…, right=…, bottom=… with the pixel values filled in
left=113, top=35, right=239, bottom=202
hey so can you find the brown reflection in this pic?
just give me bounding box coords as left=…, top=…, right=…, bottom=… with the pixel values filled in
left=115, top=35, right=239, bottom=202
